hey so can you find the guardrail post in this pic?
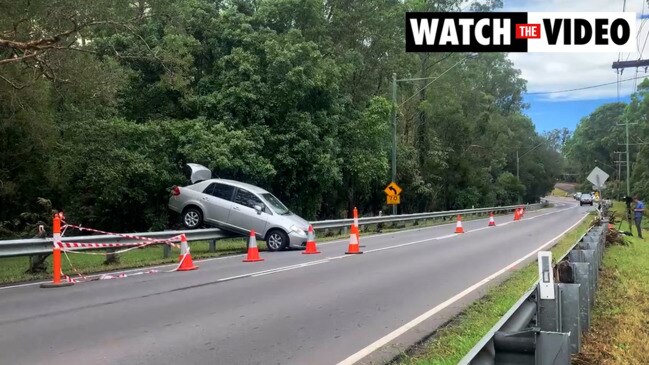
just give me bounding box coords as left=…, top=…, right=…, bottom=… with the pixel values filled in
left=571, top=262, right=592, bottom=331
left=209, top=239, right=217, bottom=253
left=104, top=248, right=119, bottom=264
left=536, top=332, right=571, bottom=365
left=570, top=250, right=597, bottom=294
left=28, top=254, right=48, bottom=273
left=558, top=283, right=581, bottom=353
left=538, top=252, right=560, bottom=332
left=163, top=244, right=171, bottom=259
left=538, top=285, right=561, bottom=331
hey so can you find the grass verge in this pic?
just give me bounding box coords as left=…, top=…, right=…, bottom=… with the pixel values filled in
left=551, top=187, right=571, bottom=197
left=0, top=208, right=535, bottom=285
left=395, top=214, right=594, bottom=365
left=0, top=237, right=252, bottom=284
left=573, top=206, right=649, bottom=365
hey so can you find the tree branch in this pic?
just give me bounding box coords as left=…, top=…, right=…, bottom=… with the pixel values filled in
left=0, top=74, right=28, bottom=89
left=0, top=21, right=78, bottom=51
left=0, top=50, right=44, bottom=65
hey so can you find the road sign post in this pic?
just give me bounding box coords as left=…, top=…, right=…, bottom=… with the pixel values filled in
left=587, top=167, right=609, bottom=217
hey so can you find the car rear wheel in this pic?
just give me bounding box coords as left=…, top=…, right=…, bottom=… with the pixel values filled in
left=266, top=229, right=289, bottom=252
left=182, top=207, right=203, bottom=229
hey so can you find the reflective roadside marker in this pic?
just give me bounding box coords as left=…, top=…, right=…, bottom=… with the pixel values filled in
left=538, top=251, right=555, bottom=300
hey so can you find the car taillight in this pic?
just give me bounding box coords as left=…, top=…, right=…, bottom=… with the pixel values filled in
left=171, top=186, right=180, bottom=196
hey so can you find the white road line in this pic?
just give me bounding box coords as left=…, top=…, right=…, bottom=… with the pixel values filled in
left=336, top=212, right=589, bottom=365
left=470, top=227, right=491, bottom=233
left=0, top=205, right=573, bottom=291
left=251, top=259, right=332, bottom=277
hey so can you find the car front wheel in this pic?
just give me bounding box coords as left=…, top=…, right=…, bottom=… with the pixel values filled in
left=266, top=229, right=289, bottom=251
left=182, top=207, right=203, bottom=229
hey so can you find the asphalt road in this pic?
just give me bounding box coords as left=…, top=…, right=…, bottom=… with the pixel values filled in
left=0, top=198, right=589, bottom=365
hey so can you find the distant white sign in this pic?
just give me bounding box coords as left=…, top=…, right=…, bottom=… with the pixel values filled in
left=587, top=167, right=609, bottom=189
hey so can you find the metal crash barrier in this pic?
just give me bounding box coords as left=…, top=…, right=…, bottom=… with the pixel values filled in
left=459, top=220, right=607, bottom=365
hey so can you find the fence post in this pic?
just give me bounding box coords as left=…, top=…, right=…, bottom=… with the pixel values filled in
left=104, top=248, right=119, bottom=265
left=209, top=239, right=217, bottom=253
left=163, top=244, right=171, bottom=259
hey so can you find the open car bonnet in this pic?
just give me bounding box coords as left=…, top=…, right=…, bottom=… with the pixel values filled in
left=186, top=163, right=212, bottom=184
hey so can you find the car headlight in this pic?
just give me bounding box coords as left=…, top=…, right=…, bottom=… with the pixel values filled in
left=290, top=225, right=305, bottom=235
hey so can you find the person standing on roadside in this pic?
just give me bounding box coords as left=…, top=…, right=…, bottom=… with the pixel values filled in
left=633, top=195, right=645, bottom=239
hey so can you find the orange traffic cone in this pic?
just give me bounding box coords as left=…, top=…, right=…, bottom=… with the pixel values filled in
left=303, top=225, right=320, bottom=254
left=455, top=215, right=464, bottom=233
left=177, top=234, right=198, bottom=271
left=488, top=212, right=496, bottom=227
left=243, top=229, right=264, bottom=262
left=353, top=207, right=362, bottom=247
left=513, top=208, right=521, bottom=221
left=346, top=225, right=363, bottom=254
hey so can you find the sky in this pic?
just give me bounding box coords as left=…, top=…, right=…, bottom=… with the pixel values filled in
left=497, top=0, right=649, bottom=132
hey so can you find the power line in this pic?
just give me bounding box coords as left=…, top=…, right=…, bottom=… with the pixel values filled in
left=397, top=56, right=469, bottom=108
left=525, top=74, right=648, bottom=95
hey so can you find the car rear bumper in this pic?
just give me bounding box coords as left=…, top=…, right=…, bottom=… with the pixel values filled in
left=168, top=199, right=183, bottom=213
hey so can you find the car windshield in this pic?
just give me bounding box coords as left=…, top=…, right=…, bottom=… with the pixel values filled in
left=582, top=194, right=592, bottom=199
left=262, top=193, right=290, bottom=215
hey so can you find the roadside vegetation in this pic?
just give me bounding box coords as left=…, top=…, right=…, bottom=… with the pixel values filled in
left=1, top=0, right=563, bottom=239
left=574, top=203, right=649, bottom=365
left=563, top=97, right=649, bottom=200
left=394, top=215, right=594, bottom=365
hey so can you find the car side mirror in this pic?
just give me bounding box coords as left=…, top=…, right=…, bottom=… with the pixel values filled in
left=254, top=204, right=263, bottom=215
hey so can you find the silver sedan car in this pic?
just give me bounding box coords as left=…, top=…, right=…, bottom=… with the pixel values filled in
left=168, top=165, right=310, bottom=251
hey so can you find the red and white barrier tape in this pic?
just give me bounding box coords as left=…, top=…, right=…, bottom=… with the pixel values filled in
left=56, top=234, right=182, bottom=250
left=58, top=242, right=141, bottom=249
left=99, top=269, right=160, bottom=280
left=61, top=221, right=181, bottom=249
left=59, top=238, right=181, bottom=256
left=61, top=250, right=89, bottom=282
left=53, top=219, right=189, bottom=282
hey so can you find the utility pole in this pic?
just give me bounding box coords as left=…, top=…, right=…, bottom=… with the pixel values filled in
left=615, top=121, right=637, bottom=197
left=614, top=151, right=626, bottom=200
left=625, top=119, right=630, bottom=196
left=391, top=73, right=397, bottom=215
left=515, top=141, right=545, bottom=203
left=611, top=59, right=649, bottom=196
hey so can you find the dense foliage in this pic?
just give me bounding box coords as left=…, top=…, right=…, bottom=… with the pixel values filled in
left=0, top=0, right=561, bottom=236
left=563, top=81, right=649, bottom=200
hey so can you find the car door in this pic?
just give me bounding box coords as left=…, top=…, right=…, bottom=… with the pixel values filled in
left=228, top=188, right=269, bottom=235
left=200, top=183, right=235, bottom=226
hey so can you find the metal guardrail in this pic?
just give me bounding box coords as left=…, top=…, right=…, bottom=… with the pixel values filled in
left=0, top=202, right=546, bottom=259
left=458, top=218, right=606, bottom=365
left=311, top=203, right=544, bottom=229
left=0, top=228, right=238, bottom=258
